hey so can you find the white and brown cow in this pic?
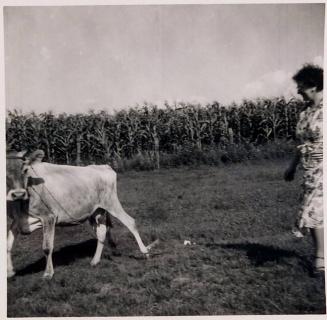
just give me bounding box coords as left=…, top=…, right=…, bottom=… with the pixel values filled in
left=6, top=150, right=152, bottom=279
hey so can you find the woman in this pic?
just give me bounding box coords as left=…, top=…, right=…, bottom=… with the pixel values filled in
left=284, top=64, right=324, bottom=273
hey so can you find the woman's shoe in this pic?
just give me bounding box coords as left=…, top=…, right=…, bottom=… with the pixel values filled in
left=313, top=256, right=325, bottom=274
left=292, top=226, right=305, bottom=238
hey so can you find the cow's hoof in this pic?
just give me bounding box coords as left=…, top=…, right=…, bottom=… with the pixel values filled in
left=42, top=273, right=53, bottom=280
left=90, top=260, right=99, bottom=267
left=7, top=270, right=16, bottom=278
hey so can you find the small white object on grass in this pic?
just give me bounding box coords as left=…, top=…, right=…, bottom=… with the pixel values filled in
left=184, top=240, right=191, bottom=245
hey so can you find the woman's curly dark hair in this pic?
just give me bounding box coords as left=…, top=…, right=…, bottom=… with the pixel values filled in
left=292, top=64, right=323, bottom=91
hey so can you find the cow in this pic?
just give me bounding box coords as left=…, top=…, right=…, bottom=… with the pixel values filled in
left=6, top=149, right=153, bottom=279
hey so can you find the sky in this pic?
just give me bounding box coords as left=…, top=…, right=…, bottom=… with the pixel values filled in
left=4, top=3, right=325, bottom=114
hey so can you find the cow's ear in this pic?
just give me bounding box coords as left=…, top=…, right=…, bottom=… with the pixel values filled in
left=29, top=150, right=45, bottom=164
left=27, top=176, right=45, bottom=187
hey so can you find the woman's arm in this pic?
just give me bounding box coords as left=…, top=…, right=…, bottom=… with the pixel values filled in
left=284, top=149, right=301, bottom=181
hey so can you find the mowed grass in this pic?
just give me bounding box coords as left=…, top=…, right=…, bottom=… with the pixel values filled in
left=7, top=160, right=326, bottom=316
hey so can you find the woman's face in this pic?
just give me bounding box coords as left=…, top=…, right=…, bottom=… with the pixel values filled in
left=297, top=83, right=317, bottom=103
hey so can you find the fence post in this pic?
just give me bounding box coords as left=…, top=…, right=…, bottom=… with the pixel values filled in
left=228, top=128, right=234, bottom=144
left=76, top=135, right=82, bottom=166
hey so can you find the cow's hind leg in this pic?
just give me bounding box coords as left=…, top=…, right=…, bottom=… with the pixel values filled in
left=7, top=222, right=18, bottom=278
left=106, top=215, right=120, bottom=256
left=42, top=215, right=56, bottom=279
left=90, top=213, right=107, bottom=266
left=104, top=194, right=148, bottom=255
left=107, top=229, right=118, bottom=251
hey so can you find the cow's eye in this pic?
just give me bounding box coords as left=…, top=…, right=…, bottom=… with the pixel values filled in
left=22, top=167, right=28, bottom=174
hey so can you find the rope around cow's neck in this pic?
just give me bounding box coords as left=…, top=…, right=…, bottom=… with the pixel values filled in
left=27, top=166, right=99, bottom=240
left=29, top=166, right=82, bottom=224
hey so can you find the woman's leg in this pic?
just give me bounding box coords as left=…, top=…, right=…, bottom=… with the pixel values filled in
left=311, top=227, right=324, bottom=271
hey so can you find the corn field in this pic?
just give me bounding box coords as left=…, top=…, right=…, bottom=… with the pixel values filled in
left=6, top=97, right=303, bottom=169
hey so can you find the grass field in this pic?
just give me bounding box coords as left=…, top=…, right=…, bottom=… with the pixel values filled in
left=7, top=160, right=326, bottom=316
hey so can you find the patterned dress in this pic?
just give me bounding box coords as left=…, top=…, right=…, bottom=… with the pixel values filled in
left=296, top=101, right=323, bottom=229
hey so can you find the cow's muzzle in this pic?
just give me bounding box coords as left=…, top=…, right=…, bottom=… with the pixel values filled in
left=7, top=189, right=28, bottom=201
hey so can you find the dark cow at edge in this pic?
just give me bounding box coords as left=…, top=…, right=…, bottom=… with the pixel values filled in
left=7, top=150, right=153, bottom=279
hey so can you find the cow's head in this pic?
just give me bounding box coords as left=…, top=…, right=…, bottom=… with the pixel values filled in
left=6, top=149, right=45, bottom=201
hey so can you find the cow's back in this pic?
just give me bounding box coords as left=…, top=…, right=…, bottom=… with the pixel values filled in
left=28, top=163, right=117, bottom=224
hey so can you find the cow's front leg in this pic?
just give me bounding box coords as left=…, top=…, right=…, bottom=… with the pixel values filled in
left=42, top=215, right=56, bottom=279
left=7, top=222, right=18, bottom=278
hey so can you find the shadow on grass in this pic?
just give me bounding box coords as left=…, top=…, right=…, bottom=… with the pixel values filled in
left=206, top=242, right=313, bottom=272
left=15, top=239, right=98, bottom=277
